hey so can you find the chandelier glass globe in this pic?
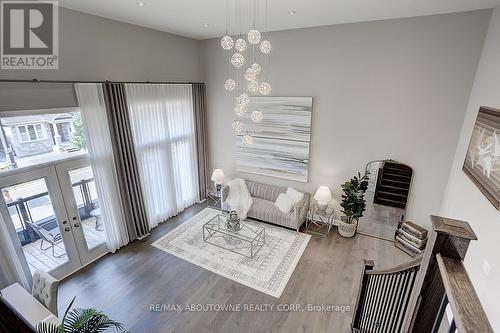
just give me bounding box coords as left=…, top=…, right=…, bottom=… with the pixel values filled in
left=259, top=40, right=272, bottom=54
left=234, top=103, right=246, bottom=116
left=259, top=82, right=272, bottom=95
left=247, top=29, right=261, bottom=44
left=237, top=93, right=250, bottom=106
left=231, top=52, right=245, bottom=68
left=251, top=110, right=263, bottom=122
left=251, top=63, right=261, bottom=75
left=242, top=134, right=253, bottom=146
left=232, top=120, right=243, bottom=132
left=248, top=80, right=259, bottom=93
left=235, top=38, right=247, bottom=52
left=221, top=36, right=234, bottom=50
left=224, top=78, right=236, bottom=91
left=244, top=67, right=257, bottom=81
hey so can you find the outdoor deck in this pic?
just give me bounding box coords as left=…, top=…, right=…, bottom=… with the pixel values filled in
left=23, top=217, right=106, bottom=275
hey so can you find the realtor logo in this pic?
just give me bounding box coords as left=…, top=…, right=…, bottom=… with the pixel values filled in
left=1, top=1, right=58, bottom=69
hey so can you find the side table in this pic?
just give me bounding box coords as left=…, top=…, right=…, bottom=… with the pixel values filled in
left=306, top=204, right=335, bottom=236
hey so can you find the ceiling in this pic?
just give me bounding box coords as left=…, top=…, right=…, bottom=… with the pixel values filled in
left=58, top=0, right=500, bottom=40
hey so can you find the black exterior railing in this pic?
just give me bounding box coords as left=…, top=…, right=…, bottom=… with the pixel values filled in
left=8, top=177, right=96, bottom=246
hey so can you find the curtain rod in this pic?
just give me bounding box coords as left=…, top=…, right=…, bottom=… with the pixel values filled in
left=0, top=79, right=205, bottom=84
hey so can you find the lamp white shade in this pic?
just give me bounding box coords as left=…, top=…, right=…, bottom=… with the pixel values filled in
left=314, top=186, right=332, bottom=206
left=211, top=169, right=225, bottom=184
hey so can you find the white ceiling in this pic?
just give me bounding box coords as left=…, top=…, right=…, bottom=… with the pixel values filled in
left=58, top=0, right=500, bottom=40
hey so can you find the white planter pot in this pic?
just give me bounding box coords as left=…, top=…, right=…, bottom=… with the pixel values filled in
left=338, top=218, right=357, bottom=238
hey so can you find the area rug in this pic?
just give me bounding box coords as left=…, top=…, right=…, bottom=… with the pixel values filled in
left=152, top=208, right=310, bottom=298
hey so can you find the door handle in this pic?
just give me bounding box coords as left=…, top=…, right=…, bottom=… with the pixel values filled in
left=64, top=227, right=71, bottom=232
left=72, top=216, right=77, bottom=221
left=74, top=223, right=80, bottom=228
left=62, top=220, right=68, bottom=225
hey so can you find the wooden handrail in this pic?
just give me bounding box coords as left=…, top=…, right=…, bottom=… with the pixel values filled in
left=436, top=254, right=493, bottom=333
left=366, top=258, right=421, bottom=275
left=351, top=215, right=493, bottom=333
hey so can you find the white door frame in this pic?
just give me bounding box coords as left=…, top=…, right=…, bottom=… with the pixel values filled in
left=0, top=166, right=82, bottom=279
left=55, top=157, right=108, bottom=266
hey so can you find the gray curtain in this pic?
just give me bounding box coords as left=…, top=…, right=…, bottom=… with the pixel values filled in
left=192, top=83, right=210, bottom=201
left=102, top=83, right=150, bottom=240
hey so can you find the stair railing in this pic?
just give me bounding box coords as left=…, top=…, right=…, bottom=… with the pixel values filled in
left=351, top=215, right=493, bottom=333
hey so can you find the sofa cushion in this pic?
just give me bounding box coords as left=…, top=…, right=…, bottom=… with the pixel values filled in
left=246, top=180, right=286, bottom=202
left=248, top=198, right=298, bottom=229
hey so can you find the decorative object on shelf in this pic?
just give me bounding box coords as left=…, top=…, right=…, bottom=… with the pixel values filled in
left=339, top=172, right=369, bottom=238
left=221, top=0, right=273, bottom=146
left=236, top=97, right=313, bottom=182
left=226, top=210, right=241, bottom=232
left=314, top=186, right=332, bottom=210
left=394, top=221, right=428, bottom=257
left=306, top=203, right=335, bottom=236
left=209, top=169, right=225, bottom=212
left=462, top=106, right=500, bottom=209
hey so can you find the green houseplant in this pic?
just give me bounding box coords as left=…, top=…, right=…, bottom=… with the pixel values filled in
left=37, top=297, right=126, bottom=333
left=339, top=171, right=369, bottom=238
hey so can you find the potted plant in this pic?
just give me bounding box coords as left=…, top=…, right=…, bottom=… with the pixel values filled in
left=37, top=297, right=126, bottom=333
left=339, top=172, right=369, bottom=238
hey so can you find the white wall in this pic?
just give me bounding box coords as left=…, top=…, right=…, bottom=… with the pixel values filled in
left=0, top=7, right=201, bottom=82
left=202, top=10, right=491, bottom=227
left=440, top=6, right=500, bottom=331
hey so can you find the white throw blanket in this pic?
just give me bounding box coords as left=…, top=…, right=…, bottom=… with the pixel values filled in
left=225, top=178, right=253, bottom=220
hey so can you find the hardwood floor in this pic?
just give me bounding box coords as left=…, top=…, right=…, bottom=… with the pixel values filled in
left=59, top=203, right=410, bottom=333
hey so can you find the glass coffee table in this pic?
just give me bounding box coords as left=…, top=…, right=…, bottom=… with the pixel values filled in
left=203, top=214, right=265, bottom=259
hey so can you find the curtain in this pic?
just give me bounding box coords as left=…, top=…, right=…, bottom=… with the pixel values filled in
left=0, top=211, right=31, bottom=290
left=192, top=83, right=210, bottom=201
left=74, top=83, right=129, bottom=252
left=125, top=84, right=199, bottom=228
left=102, top=83, right=150, bottom=240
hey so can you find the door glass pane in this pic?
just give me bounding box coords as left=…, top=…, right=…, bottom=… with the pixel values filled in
left=69, top=166, right=106, bottom=250
left=1, top=178, right=68, bottom=275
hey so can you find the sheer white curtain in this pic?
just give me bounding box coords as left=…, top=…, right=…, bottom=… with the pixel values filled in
left=0, top=211, right=31, bottom=290
left=75, top=83, right=129, bottom=252
left=125, top=84, right=199, bottom=228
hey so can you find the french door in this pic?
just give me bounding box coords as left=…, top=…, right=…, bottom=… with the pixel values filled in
left=0, top=157, right=108, bottom=279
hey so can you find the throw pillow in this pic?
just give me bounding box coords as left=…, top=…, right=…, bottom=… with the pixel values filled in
left=286, top=187, right=304, bottom=204
left=274, top=193, right=295, bottom=214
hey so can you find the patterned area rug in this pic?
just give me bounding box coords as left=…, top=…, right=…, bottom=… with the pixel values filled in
left=152, top=208, right=310, bottom=298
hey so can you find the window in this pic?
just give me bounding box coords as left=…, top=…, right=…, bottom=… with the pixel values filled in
left=18, top=124, right=45, bottom=142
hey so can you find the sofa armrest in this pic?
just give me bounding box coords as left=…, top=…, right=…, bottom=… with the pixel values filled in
left=293, top=192, right=310, bottom=222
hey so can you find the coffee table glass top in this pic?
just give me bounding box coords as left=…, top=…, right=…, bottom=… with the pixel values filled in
left=202, top=214, right=265, bottom=258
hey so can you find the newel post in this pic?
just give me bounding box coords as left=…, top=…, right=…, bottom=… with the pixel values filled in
left=406, top=215, right=477, bottom=333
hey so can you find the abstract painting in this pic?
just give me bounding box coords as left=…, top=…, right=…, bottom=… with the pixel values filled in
left=462, top=106, right=500, bottom=209
left=236, top=97, right=312, bottom=182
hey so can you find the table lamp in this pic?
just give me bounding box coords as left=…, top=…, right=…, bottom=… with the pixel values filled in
left=314, top=186, right=332, bottom=211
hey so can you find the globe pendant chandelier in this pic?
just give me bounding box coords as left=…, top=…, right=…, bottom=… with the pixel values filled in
left=221, top=0, right=272, bottom=146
